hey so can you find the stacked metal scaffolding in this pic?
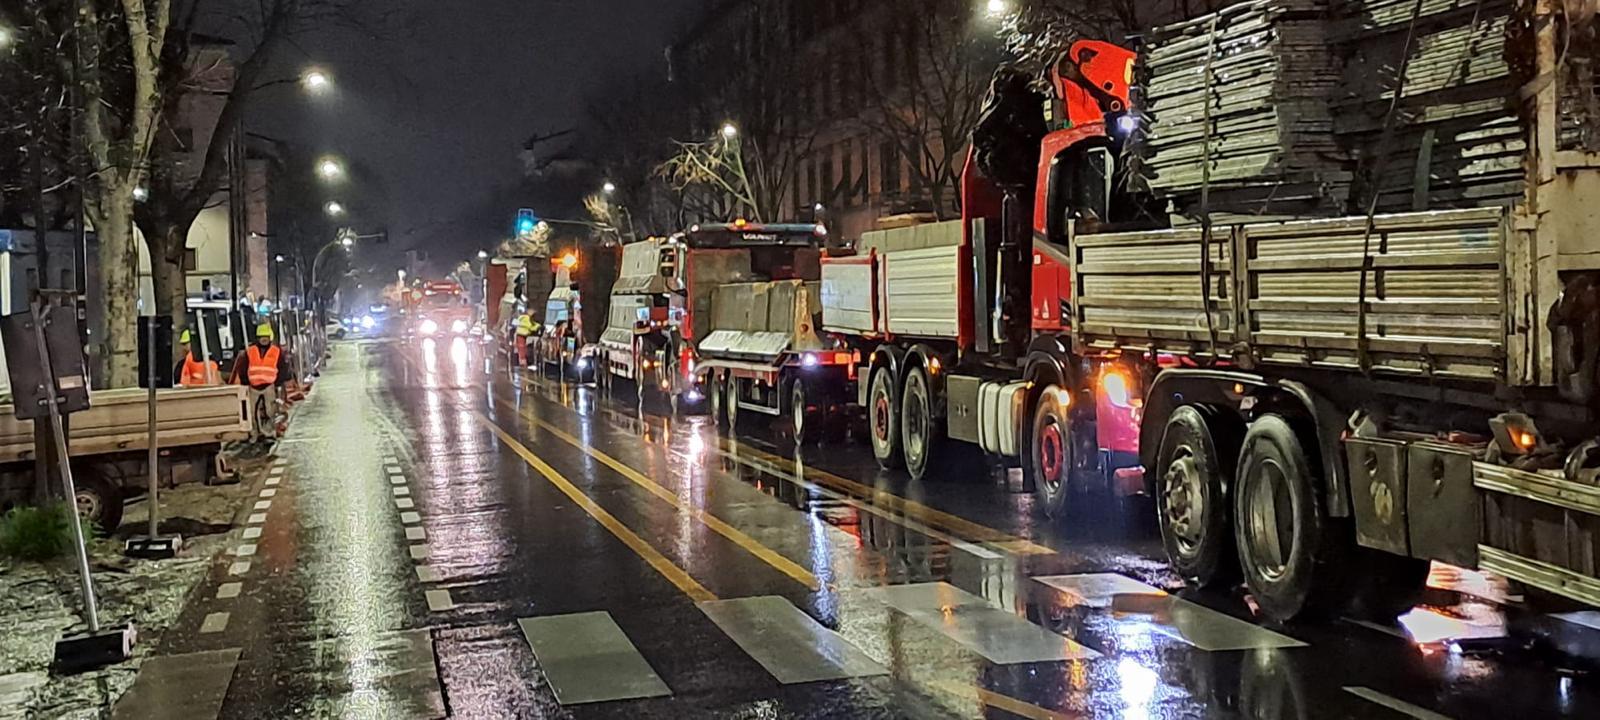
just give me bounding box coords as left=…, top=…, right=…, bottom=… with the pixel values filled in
left=1333, top=0, right=1522, bottom=211
left=1143, top=0, right=1350, bottom=222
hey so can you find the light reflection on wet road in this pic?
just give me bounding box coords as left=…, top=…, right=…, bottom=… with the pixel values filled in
left=148, top=338, right=1600, bottom=719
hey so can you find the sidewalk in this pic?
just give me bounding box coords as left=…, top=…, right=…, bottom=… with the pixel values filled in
left=0, top=455, right=277, bottom=718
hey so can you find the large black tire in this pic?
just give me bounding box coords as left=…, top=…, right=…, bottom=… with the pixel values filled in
left=900, top=366, right=947, bottom=482
left=73, top=464, right=124, bottom=533
left=789, top=377, right=821, bottom=444
left=1344, top=550, right=1431, bottom=622
left=868, top=367, right=903, bottom=470
left=1028, top=387, right=1073, bottom=518
left=1156, top=406, right=1241, bottom=589
left=1233, top=415, right=1349, bottom=622
left=710, top=372, right=729, bottom=429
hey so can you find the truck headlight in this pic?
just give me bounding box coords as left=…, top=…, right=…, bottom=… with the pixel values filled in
left=451, top=319, right=468, bottom=334
left=419, top=319, right=438, bottom=336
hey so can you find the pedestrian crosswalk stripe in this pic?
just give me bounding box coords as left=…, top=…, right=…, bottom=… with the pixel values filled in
left=518, top=612, right=672, bottom=705
left=396, top=497, right=415, bottom=509
left=385, top=464, right=402, bottom=475
left=384, top=455, right=399, bottom=464
left=265, top=477, right=279, bottom=487
left=416, top=565, right=440, bottom=583
left=699, top=596, right=886, bottom=684
left=228, top=561, right=250, bottom=576
left=200, top=612, right=229, bottom=634
left=259, top=488, right=276, bottom=498
left=425, top=589, right=455, bottom=612
left=1033, top=574, right=1305, bottom=651
left=410, top=544, right=430, bottom=560
left=393, top=486, right=410, bottom=497
left=247, top=513, right=266, bottom=524
left=1345, top=687, right=1454, bottom=719
left=242, top=527, right=262, bottom=540
left=406, top=526, right=426, bottom=541
left=389, top=475, right=406, bottom=485
left=400, top=511, right=422, bottom=524
left=216, top=582, right=242, bottom=600
left=865, top=582, right=1100, bottom=663
left=252, top=500, right=271, bottom=511
left=233, top=544, right=257, bottom=557
left=110, top=649, right=240, bottom=720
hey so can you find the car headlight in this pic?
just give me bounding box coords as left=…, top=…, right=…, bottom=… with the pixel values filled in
left=419, top=319, right=438, bottom=335
left=451, top=319, right=468, bottom=334
left=361, top=315, right=376, bottom=329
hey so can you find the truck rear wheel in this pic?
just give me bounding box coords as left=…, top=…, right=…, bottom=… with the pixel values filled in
left=1157, top=405, right=1239, bottom=589
left=1233, top=415, right=1347, bottom=621
left=1029, top=388, right=1072, bottom=517
left=73, top=464, right=124, bottom=533
left=901, top=366, right=946, bottom=482
left=789, top=378, right=820, bottom=444
left=711, top=373, right=729, bottom=429
left=869, top=367, right=902, bottom=470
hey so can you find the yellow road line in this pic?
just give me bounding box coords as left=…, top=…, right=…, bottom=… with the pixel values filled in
left=721, top=439, right=1057, bottom=556
left=931, top=680, right=1082, bottom=720
left=518, top=373, right=1055, bottom=557
left=474, top=410, right=717, bottom=603
left=495, top=398, right=824, bottom=592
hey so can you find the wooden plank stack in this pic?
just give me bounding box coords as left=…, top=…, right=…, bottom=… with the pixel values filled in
left=1331, top=0, right=1522, bottom=212
left=1143, top=0, right=1350, bottom=222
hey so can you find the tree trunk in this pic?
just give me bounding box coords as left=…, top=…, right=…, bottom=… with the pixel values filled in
left=148, top=222, right=188, bottom=328
left=95, top=195, right=140, bottom=388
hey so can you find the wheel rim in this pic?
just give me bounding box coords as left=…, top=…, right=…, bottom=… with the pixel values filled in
left=76, top=490, right=101, bottom=522
left=872, top=384, right=890, bottom=443
left=904, top=377, right=926, bottom=462
left=1164, top=450, right=1204, bottom=553
left=1243, top=458, right=1295, bottom=581
left=792, top=384, right=806, bottom=437
left=1038, top=419, right=1065, bottom=492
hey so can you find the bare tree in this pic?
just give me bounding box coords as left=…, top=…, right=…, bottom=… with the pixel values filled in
left=135, top=0, right=394, bottom=330
left=70, top=0, right=171, bottom=387
left=856, top=0, right=999, bottom=219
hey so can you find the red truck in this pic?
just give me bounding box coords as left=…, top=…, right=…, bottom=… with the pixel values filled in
left=407, top=280, right=474, bottom=339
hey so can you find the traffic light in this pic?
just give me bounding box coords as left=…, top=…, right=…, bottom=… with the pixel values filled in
left=516, top=208, right=538, bottom=239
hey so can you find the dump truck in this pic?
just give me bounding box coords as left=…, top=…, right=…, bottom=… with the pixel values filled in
left=602, top=223, right=832, bottom=413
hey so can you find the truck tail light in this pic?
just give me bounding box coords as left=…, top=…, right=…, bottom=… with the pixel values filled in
left=1103, top=369, right=1133, bottom=408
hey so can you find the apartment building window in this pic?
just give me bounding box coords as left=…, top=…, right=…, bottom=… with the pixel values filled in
left=183, top=249, right=198, bottom=272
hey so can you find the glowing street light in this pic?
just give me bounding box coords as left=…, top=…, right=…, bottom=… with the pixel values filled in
left=275, top=254, right=285, bottom=263
left=477, top=250, right=490, bottom=260
left=560, top=253, right=579, bottom=270
left=721, top=123, right=739, bottom=140
left=602, top=181, right=617, bottom=194
left=398, top=269, right=407, bottom=282
left=302, top=69, right=332, bottom=93
left=317, top=157, right=345, bottom=181
left=132, top=186, right=149, bottom=202
left=985, top=0, right=1009, bottom=17
left=324, top=201, right=345, bottom=217
left=0, top=27, right=13, bottom=49
left=340, top=235, right=354, bottom=249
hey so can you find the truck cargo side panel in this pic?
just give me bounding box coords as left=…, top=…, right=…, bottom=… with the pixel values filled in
left=883, top=246, right=962, bottom=339
left=821, top=256, right=877, bottom=334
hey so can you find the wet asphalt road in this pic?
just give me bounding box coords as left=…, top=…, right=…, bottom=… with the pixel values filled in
left=140, top=337, right=1600, bottom=719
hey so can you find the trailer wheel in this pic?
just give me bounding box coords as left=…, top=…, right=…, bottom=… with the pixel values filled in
left=1344, top=551, right=1430, bottom=622
left=1233, top=415, right=1347, bottom=621
left=1156, top=406, right=1240, bottom=589
left=901, top=366, right=947, bottom=482
left=73, top=464, right=124, bottom=533
left=868, top=367, right=903, bottom=470
left=789, top=377, right=821, bottom=444
left=711, top=373, right=729, bottom=429
left=1029, top=387, right=1072, bottom=517
left=726, top=376, right=743, bottom=434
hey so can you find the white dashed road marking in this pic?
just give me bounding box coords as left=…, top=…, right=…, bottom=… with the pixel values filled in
left=216, top=583, right=242, bottom=600
left=400, top=511, right=422, bottom=524
left=233, top=544, right=258, bottom=557
left=1344, top=687, right=1454, bottom=720
left=242, top=527, right=262, bottom=540
left=229, top=561, right=251, bottom=576
left=265, top=477, right=280, bottom=487
left=247, top=513, right=267, bottom=524
left=260, top=488, right=277, bottom=498
left=409, top=545, right=430, bottom=560
left=396, top=498, right=415, bottom=509
left=200, top=612, right=230, bottom=633
left=406, top=526, right=427, bottom=541
left=253, top=500, right=272, bottom=511
left=389, top=475, right=406, bottom=485
left=425, top=589, right=455, bottom=612
left=385, top=465, right=402, bottom=474
left=393, top=486, right=410, bottom=497
left=416, top=566, right=440, bottom=583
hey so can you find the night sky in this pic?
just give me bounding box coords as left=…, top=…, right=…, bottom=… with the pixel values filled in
left=255, top=0, right=705, bottom=264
